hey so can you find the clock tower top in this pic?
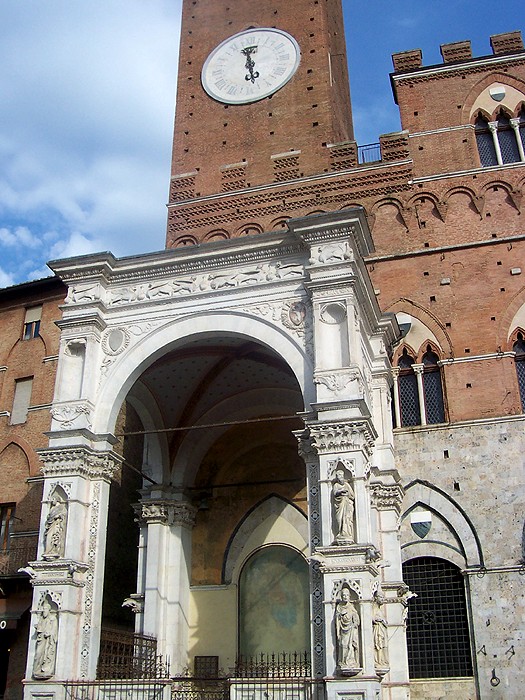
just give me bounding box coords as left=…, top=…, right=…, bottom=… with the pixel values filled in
left=167, top=0, right=354, bottom=248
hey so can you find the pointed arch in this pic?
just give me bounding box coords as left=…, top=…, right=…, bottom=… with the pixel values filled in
left=222, top=494, right=308, bottom=584
left=386, top=299, right=452, bottom=357
left=402, top=480, right=483, bottom=568
left=0, top=437, right=39, bottom=474
left=463, top=73, right=525, bottom=123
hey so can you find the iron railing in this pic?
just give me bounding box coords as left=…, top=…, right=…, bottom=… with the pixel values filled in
left=65, top=679, right=169, bottom=700
left=97, top=627, right=169, bottom=680
left=233, top=652, right=311, bottom=678
left=0, top=537, right=38, bottom=576
left=358, top=142, right=381, bottom=164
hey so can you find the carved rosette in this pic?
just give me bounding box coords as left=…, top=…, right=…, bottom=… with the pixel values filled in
left=38, top=447, right=123, bottom=483
left=370, top=484, right=404, bottom=514
left=135, top=501, right=197, bottom=529
left=308, top=422, right=375, bottom=456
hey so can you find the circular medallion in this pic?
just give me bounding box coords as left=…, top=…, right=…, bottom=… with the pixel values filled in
left=201, top=28, right=301, bottom=105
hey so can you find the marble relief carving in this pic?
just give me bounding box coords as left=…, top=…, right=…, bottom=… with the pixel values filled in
left=331, top=468, right=355, bottom=544
left=42, top=487, right=68, bottom=560
left=32, top=595, right=59, bottom=680
left=334, top=586, right=361, bottom=674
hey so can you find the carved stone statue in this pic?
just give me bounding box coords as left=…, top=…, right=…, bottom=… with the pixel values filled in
left=33, top=597, right=58, bottom=679
left=332, top=469, right=355, bottom=543
left=335, top=587, right=360, bottom=671
left=43, top=491, right=67, bottom=560
left=373, top=591, right=389, bottom=668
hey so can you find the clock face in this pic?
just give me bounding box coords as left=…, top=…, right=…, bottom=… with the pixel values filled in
left=201, top=28, right=301, bottom=105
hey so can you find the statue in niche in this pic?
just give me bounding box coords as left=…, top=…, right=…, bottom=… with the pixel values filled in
left=372, top=591, right=389, bottom=668
left=43, top=490, right=67, bottom=560
left=335, top=586, right=360, bottom=672
left=331, top=468, right=355, bottom=544
left=33, top=596, right=59, bottom=679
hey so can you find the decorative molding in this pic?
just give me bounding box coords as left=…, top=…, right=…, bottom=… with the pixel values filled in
left=314, top=370, right=361, bottom=397
left=50, top=403, right=92, bottom=429
left=25, top=560, right=89, bottom=588
left=38, top=447, right=123, bottom=483
left=80, top=481, right=101, bottom=678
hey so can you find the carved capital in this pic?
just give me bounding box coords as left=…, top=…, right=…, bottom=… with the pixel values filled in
left=308, top=422, right=375, bottom=456
left=38, top=447, right=122, bottom=483
left=370, top=483, right=405, bottom=513
left=135, top=501, right=197, bottom=528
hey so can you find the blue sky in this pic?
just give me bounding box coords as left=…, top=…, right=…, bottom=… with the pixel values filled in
left=0, top=0, right=523, bottom=288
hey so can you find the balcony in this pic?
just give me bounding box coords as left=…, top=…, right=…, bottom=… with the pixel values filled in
left=0, top=536, right=38, bottom=577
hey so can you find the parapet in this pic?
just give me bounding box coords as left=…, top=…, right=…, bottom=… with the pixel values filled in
left=392, top=30, right=523, bottom=72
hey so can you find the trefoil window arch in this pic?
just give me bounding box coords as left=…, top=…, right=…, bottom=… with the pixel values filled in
left=393, top=345, right=446, bottom=428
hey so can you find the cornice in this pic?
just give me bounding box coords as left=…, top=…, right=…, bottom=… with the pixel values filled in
left=392, top=53, right=525, bottom=85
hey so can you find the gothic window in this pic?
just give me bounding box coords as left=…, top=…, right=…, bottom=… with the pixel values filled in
left=475, top=114, right=497, bottom=166
left=238, top=545, right=310, bottom=658
left=513, top=332, right=525, bottom=410
left=475, top=109, right=525, bottom=167
left=397, top=348, right=421, bottom=427
left=403, top=557, right=473, bottom=679
left=422, top=346, right=445, bottom=424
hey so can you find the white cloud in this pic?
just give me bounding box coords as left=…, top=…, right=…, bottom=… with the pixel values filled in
left=0, top=0, right=182, bottom=286
left=0, top=267, right=15, bottom=288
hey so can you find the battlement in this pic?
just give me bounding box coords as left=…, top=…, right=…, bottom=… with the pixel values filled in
left=392, top=30, right=523, bottom=72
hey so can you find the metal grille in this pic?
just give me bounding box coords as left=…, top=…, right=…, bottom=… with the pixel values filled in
left=423, top=370, right=445, bottom=424
left=475, top=120, right=497, bottom=166
left=194, top=657, right=220, bottom=679
left=97, top=628, right=168, bottom=680
left=64, top=680, right=167, bottom=700
left=516, top=358, right=525, bottom=410
left=398, top=373, right=421, bottom=427
left=403, top=557, right=473, bottom=679
left=498, top=118, right=520, bottom=164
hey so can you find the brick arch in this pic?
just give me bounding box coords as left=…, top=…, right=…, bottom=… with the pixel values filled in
left=236, top=223, right=263, bottom=236
left=0, top=438, right=37, bottom=475
left=204, top=228, right=230, bottom=242
left=385, top=298, right=453, bottom=358
left=471, top=106, right=493, bottom=124
left=270, top=216, right=291, bottom=230
left=173, top=235, right=198, bottom=248
left=499, top=289, right=525, bottom=346
left=480, top=179, right=522, bottom=213
left=462, top=72, right=525, bottom=123
left=443, top=184, right=483, bottom=211
left=368, top=197, right=408, bottom=233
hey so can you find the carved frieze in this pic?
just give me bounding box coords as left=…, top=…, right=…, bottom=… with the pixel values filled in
left=370, top=483, right=405, bottom=513
left=135, top=501, right=197, bottom=529
left=314, top=369, right=361, bottom=397
left=309, top=240, right=353, bottom=266
left=38, top=448, right=123, bottom=483
left=308, top=422, right=375, bottom=456
left=23, top=560, right=89, bottom=588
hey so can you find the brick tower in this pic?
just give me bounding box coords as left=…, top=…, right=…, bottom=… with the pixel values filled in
left=166, top=0, right=354, bottom=247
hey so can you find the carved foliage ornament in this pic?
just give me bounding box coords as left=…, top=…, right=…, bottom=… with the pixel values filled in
left=370, top=483, right=404, bottom=513
left=50, top=404, right=92, bottom=429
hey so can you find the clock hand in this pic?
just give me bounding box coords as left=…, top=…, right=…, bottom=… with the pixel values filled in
left=241, top=46, right=260, bottom=83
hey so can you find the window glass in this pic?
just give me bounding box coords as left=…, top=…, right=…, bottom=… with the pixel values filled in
left=475, top=115, right=497, bottom=166
left=23, top=306, right=42, bottom=340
